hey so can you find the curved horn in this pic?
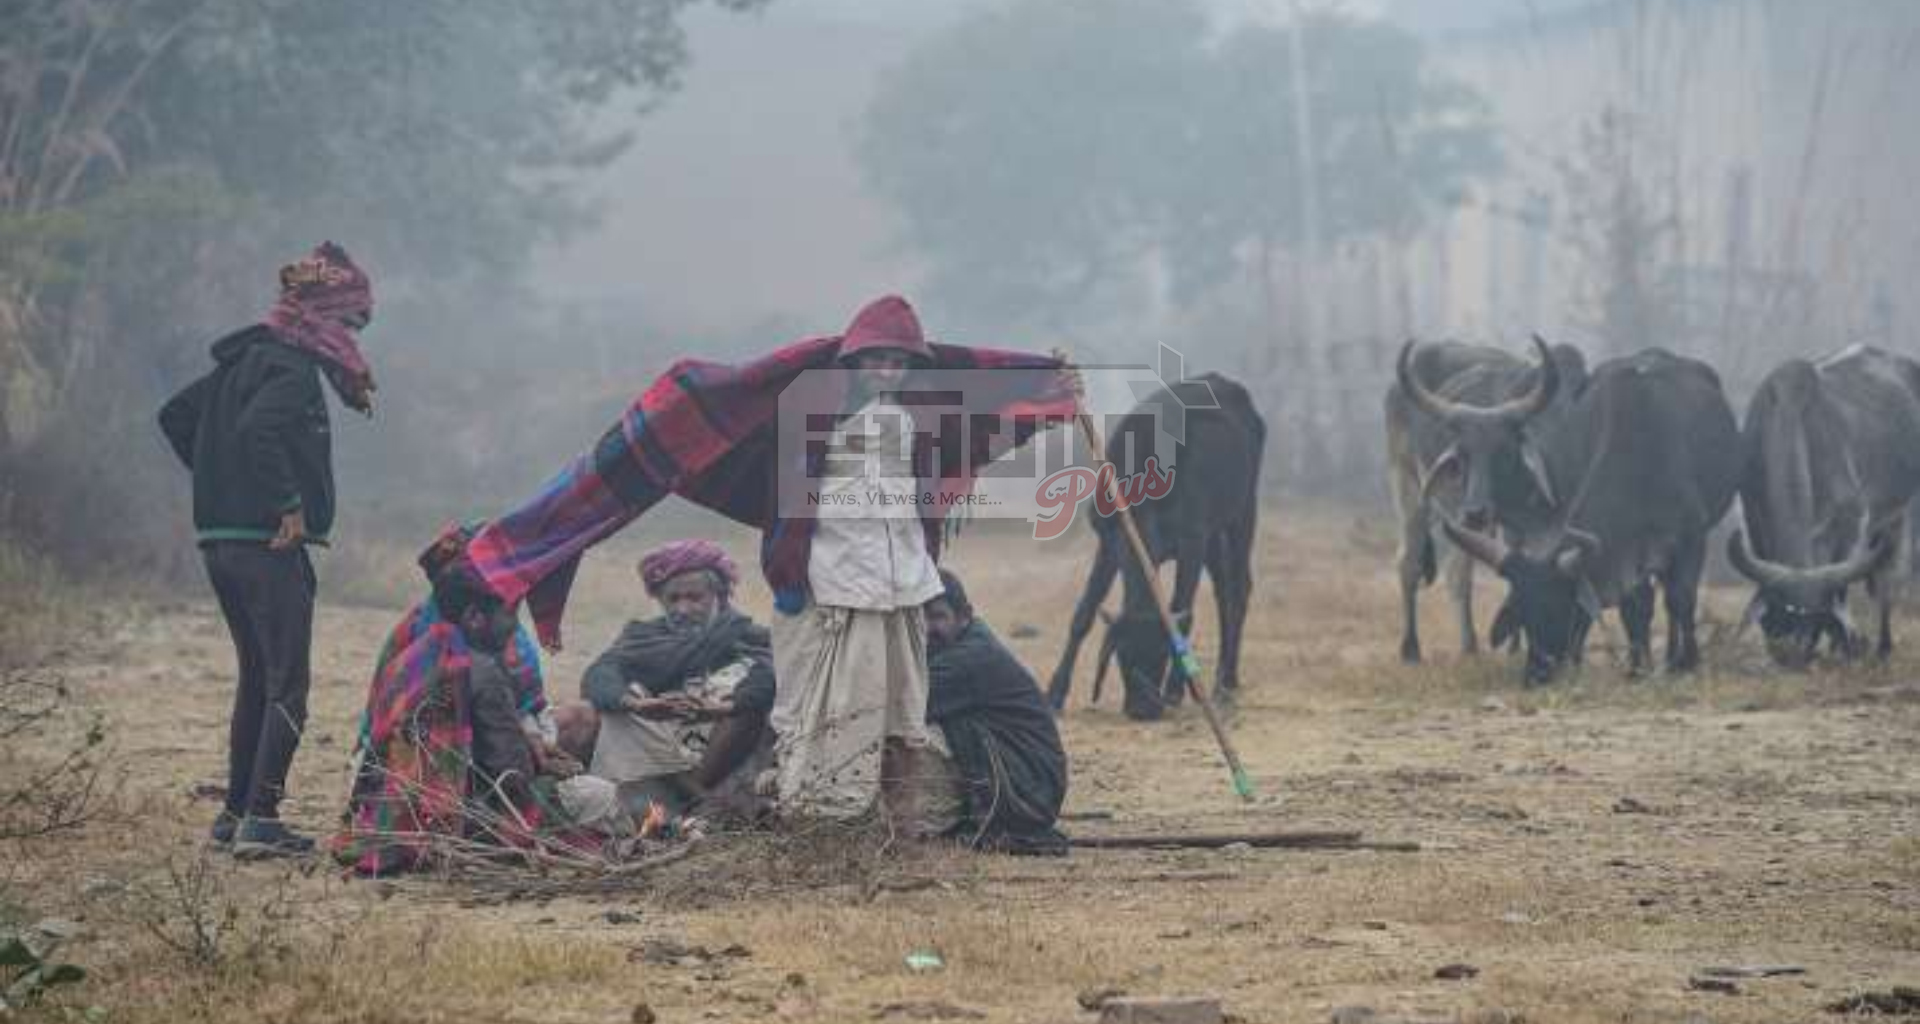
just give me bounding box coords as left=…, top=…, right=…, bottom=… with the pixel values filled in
left=1555, top=526, right=1602, bottom=574
left=1439, top=513, right=1510, bottom=569
left=1510, top=334, right=1562, bottom=421
left=1397, top=339, right=1467, bottom=421
left=1418, top=444, right=1463, bottom=504
left=1727, top=528, right=1892, bottom=592
left=1398, top=337, right=1561, bottom=427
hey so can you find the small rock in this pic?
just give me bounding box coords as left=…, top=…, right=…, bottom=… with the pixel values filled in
left=1098, top=996, right=1224, bottom=1024
left=632, top=1004, right=657, bottom=1024
left=1687, top=975, right=1740, bottom=995
left=631, top=937, right=749, bottom=965
left=187, top=781, right=227, bottom=801
left=1478, top=697, right=1507, bottom=713
left=1008, top=622, right=1043, bottom=639
left=1435, top=963, right=1480, bottom=981
left=1157, top=926, right=1194, bottom=939
left=1330, top=1008, right=1379, bottom=1024
left=1360, top=920, right=1389, bottom=931
left=872, top=1001, right=985, bottom=1020
left=1079, top=987, right=1128, bottom=1011
left=32, top=919, right=83, bottom=940
left=1612, top=796, right=1654, bottom=814
left=604, top=910, right=642, bottom=925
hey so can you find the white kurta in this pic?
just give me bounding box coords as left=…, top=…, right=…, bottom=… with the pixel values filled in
left=771, top=398, right=952, bottom=824
left=807, top=399, right=944, bottom=609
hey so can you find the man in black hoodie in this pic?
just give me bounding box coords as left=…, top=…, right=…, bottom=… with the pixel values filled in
left=159, top=242, right=377, bottom=859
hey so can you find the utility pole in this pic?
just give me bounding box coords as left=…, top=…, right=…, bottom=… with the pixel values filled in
left=1285, top=0, right=1326, bottom=357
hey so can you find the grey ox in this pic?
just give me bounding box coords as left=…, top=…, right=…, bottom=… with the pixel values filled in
left=1385, top=337, right=1588, bottom=663
left=1439, top=349, right=1741, bottom=685
left=1727, top=344, right=1920, bottom=666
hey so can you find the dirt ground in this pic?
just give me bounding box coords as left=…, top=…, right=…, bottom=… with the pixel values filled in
left=6, top=505, right=1918, bottom=1023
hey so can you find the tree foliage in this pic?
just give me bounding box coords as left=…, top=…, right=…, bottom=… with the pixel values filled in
left=860, top=0, right=1500, bottom=330
left=0, top=0, right=765, bottom=568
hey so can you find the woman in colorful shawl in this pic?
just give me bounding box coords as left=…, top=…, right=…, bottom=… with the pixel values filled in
left=333, top=524, right=615, bottom=875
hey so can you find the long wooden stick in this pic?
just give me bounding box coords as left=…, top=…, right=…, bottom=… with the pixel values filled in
left=1073, top=409, right=1255, bottom=801
left=1070, top=831, right=1419, bottom=852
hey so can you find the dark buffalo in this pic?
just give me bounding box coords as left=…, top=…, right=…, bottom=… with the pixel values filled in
left=1727, top=344, right=1920, bottom=665
left=1385, top=337, right=1589, bottom=662
left=1440, top=349, right=1741, bottom=684
left=1045, top=373, right=1264, bottom=720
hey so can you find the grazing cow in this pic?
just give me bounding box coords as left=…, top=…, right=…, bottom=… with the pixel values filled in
left=1726, top=344, right=1920, bottom=666
left=1439, top=349, right=1741, bottom=685
left=1045, top=373, right=1264, bottom=721
left=1385, top=337, right=1589, bottom=663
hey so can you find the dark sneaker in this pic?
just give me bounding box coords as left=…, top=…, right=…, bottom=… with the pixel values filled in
left=232, top=818, right=316, bottom=861
left=209, top=810, right=241, bottom=848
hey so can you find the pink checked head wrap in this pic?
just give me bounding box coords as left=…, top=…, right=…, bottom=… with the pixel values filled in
left=263, top=241, right=377, bottom=414
left=638, top=539, right=738, bottom=597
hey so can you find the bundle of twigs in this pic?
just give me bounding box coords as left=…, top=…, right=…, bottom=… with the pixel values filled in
left=345, top=757, right=937, bottom=905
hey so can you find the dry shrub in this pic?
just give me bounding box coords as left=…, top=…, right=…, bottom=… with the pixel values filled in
left=0, top=669, right=106, bottom=844
left=109, top=854, right=301, bottom=974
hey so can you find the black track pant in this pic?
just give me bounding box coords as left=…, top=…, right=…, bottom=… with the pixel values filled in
left=204, top=542, right=315, bottom=820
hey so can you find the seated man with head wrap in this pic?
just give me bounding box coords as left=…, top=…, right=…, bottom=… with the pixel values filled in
left=921, top=571, right=1070, bottom=856
left=580, top=540, right=775, bottom=819
left=333, top=523, right=628, bottom=876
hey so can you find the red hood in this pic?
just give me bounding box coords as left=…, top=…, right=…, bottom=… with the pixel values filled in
left=839, top=294, right=933, bottom=361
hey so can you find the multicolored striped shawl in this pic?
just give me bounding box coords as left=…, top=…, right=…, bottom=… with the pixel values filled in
left=332, top=598, right=553, bottom=876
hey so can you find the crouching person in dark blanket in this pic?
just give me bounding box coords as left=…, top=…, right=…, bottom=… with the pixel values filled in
left=579, top=540, right=775, bottom=820
left=333, top=522, right=627, bottom=876
left=923, top=571, right=1070, bottom=855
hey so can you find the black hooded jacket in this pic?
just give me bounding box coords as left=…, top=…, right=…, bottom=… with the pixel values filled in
left=158, top=325, right=337, bottom=545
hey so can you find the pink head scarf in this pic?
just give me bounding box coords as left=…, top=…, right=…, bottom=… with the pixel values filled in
left=263, top=241, right=377, bottom=414
left=638, top=539, right=738, bottom=597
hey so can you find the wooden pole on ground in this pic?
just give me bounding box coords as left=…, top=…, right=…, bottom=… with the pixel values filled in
left=1069, top=830, right=1419, bottom=852
left=1071, top=405, right=1255, bottom=802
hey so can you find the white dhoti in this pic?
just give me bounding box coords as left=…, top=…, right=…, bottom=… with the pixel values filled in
left=770, top=603, right=961, bottom=831
left=589, top=660, right=752, bottom=783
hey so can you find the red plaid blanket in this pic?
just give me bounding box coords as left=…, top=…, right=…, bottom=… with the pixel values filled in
left=452, top=336, right=1075, bottom=648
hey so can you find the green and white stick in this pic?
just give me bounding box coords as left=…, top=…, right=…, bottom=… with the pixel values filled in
left=1072, top=407, right=1255, bottom=801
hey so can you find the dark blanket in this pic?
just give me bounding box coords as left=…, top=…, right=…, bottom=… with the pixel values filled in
left=580, top=608, right=775, bottom=715
left=927, top=621, right=1069, bottom=855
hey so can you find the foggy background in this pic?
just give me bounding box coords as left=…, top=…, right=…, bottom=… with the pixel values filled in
left=3, top=0, right=1916, bottom=591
